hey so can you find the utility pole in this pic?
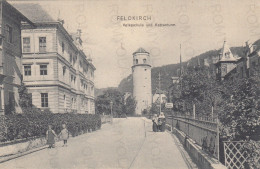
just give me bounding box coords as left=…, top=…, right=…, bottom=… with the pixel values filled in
left=159, top=72, right=162, bottom=113
left=180, top=44, right=182, bottom=74
left=180, top=44, right=184, bottom=113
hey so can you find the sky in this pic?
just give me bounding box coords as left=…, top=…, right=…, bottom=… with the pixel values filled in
left=10, top=0, right=260, bottom=88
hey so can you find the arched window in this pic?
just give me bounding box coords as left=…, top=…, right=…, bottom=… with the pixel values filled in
left=143, top=59, right=147, bottom=63
left=136, top=59, right=138, bottom=64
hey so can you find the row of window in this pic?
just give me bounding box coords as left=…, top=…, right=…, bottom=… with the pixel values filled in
left=80, top=79, right=94, bottom=93
left=41, top=93, right=92, bottom=108
left=23, top=37, right=93, bottom=77
left=24, top=64, right=47, bottom=76
left=23, top=37, right=46, bottom=53
left=64, top=95, right=78, bottom=109
left=134, top=58, right=147, bottom=64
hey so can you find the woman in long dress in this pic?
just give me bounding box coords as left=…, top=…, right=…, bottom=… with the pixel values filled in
left=46, top=125, right=57, bottom=148
left=152, top=114, right=158, bottom=132
left=158, top=112, right=166, bottom=132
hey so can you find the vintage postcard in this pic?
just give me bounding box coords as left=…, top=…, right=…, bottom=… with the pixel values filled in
left=0, top=0, right=259, bottom=169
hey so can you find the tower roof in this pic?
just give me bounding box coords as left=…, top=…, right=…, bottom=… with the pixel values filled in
left=133, top=48, right=149, bottom=55
left=219, top=41, right=240, bottom=62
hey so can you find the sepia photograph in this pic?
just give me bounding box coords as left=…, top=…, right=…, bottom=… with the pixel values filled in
left=0, top=0, right=259, bottom=168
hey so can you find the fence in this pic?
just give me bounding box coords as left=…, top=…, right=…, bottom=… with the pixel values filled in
left=166, top=115, right=219, bottom=159
left=223, top=141, right=248, bottom=169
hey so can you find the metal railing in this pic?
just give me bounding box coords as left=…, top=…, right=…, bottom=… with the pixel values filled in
left=166, top=115, right=219, bottom=159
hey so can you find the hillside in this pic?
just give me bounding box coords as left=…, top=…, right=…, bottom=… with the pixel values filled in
left=95, top=87, right=117, bottom=97
left=117, top=42, right=254, bottom=94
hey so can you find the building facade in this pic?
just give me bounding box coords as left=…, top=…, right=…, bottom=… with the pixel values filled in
left=0, top=1, right=33, bottom=115
left=132, top=48, right=152, bottom=115
left=215, top=40, right=260, bottom=80
left=15, top=4, right=95, bottom=114
left=215, top=41, right=246, bottom=81
left=246, top=42, right=260, bottom=76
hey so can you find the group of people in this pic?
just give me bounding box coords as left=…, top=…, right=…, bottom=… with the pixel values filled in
left=46, top=124, right=69, bottom=148
left=152, top=112, right=166, bottom=132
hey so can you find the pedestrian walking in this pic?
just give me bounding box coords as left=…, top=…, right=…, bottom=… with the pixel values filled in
left=46, top=125, right=57, bottom=148
left=59, top=123, right=69, bottom=147
left=152, top=114, right=158, bottom=132
left=158, top=112, right=166, bottom=132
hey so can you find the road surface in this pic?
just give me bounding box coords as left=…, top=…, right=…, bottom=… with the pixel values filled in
left=0, top=117, right=191, bottom=169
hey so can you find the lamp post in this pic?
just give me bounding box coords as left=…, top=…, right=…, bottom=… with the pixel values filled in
left=110, top=101, right=113, bottom=116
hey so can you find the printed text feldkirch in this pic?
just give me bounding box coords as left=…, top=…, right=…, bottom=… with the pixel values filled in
left=117, top=16, right=152, bottom=21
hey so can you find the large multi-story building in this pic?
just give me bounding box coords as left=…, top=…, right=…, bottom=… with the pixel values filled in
left=0, top=0, right=33, bottom=115
left=14, top=3, right=95, bottom=114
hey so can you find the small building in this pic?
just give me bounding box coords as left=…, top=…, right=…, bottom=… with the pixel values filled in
left=13, top=3, right=96, bottom=114
left=0, top=0, right=33, bottom=115
left=132, top=48, right=152, bottom=115
left=246, top=42, right=260, bottom=76
left=153, top=89, right=167, bottom=104
left=215, top=41, right=246, bottom=81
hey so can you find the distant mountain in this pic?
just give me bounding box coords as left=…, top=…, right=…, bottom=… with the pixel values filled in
left=117, top=40, right=256, bottom=94
left=95, top=87, right=117, bottom=97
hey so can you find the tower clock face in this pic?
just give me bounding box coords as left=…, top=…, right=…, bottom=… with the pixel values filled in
left=221, top=64, right=227, bottom=74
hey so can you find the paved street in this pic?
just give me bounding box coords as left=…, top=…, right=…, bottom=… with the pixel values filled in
left=0, top=118, right=191, bottom=169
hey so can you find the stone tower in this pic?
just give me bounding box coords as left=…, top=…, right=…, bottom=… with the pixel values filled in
left=132, top=48, right=152, bottom=115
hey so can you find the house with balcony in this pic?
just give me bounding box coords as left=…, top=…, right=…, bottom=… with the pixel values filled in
left=0, top=0, right=33, bottom=115
left=13, top=3, right=96, bottom=114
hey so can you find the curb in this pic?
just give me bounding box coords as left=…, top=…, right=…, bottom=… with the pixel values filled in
left=0, top=145, right=48, bottom=164
left=167, top=130, right=198, bottom=169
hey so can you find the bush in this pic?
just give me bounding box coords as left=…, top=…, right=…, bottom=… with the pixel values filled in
left=0, top=110, right=101, bottom=142
left=242, top=140, right=260, bottom=169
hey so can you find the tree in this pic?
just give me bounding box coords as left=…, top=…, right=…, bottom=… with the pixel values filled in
left=96, top=89, right=123, bottom=115
left=122, top=96, right=136, bottom=116
left=218, top=74, right=260, bottom=141
left=175, top=66, right=220, bottom=117
left=18, top=82, right=33, bottom=112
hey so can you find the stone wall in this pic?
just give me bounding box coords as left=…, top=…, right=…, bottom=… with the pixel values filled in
left=172, top=127, right=226, bottom=169
left=0, top=137, right=46, bottom=157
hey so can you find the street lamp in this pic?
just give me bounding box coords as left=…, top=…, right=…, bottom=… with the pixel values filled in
left=110, top=101, right=113, bottom=116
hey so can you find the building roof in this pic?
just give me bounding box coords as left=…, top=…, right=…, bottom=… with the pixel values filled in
left=133, top=48, right=149, bottom=55
left=219, top=41, right=240, bottom=62
left=11, top=3, right=55, bottom=23
left=3, top=1, right=34, bottom=26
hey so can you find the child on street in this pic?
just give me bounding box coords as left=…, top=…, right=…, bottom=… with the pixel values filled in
left=59, top=124, right=69, bottom=147
left=46, top=125, right=57, bottom=148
